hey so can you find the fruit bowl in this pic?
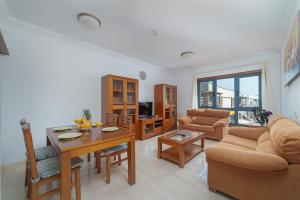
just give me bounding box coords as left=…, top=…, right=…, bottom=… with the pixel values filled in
left=78, top=127, right=91, bottom=131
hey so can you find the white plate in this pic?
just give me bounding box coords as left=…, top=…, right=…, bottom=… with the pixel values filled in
left=102, top=127, right=119, bottom=132
left=53, top=126, right=73, bottom=131
left=57, top=132, right=82, bottom=139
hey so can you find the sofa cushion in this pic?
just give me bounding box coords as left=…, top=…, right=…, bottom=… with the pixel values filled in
left=214, top=141, right=256, bottom=151
left=191, top=116, right=220, bottom=126
left=229, top=126, right=268, bottom=141
left=257, top=131, right=271, bottom=145
left=256, top=141, right=279, bottom=155
left=269, top=118, right=300, bottom=163
left=222, top=135, right=257, bottom=150
left=268, top=115, right=286, bottom=129
left=187, top=109, right=229, bottom=118
left=183, top=124, right=215, bottom=133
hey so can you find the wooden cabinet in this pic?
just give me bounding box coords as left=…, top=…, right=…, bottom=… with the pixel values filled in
left=154, top=84, right=177, bottom=132
left=101, top=75, right=139, bottom=137
left=138, top=117, right=163, bottom=140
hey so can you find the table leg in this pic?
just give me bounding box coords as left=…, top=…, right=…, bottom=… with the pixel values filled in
left=178, top=146, right=184, bottom=168
left=157, top=139, right=162, bottom=159
left=201, top=138, right=205, bottom=150
left=127, top=138, right=136, bottom=185
left=61, top=152, right=72, bottom=200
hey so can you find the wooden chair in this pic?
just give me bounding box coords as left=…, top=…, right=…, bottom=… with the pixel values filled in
left=21, top=119, right=83, bottom=200
left=88, top=113, right=119, bottom=162
left=95, top=114, right=132, bottom=184
left=20, top=119, right=59, bottom=188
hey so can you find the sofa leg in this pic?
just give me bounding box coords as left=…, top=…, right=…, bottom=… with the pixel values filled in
left=209, top=186, right=217, bottom=192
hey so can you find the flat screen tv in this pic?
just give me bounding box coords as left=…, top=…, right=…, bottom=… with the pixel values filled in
left=139, top=102, right=153, bottom=118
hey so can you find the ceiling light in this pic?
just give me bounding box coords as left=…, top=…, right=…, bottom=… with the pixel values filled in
left=180, top=51, right=194, bottom=59
left=77, top=13, right=101, bottom=30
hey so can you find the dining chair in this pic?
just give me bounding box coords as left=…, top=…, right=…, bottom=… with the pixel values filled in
left=20, top=119, right=59, bottom=188
left=88, top=113, right=119, bottom=162
left=95, top=114, right=132, bottom=184
left=21, top=119, right=83, bottom=200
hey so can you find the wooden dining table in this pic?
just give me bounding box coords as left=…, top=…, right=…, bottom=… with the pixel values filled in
left=46, top=126, right=136, bottom=200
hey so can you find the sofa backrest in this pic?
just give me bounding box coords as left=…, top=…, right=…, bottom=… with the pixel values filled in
left=187, top=109, right=230, bottom=126
left=268, top=115, right=300, bottom=164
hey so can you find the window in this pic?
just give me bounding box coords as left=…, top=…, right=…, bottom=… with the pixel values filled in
left=197, top=70, right=262, bottom=125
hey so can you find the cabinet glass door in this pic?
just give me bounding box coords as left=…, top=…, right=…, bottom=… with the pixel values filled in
left=127, top=81, right=136, bottom=105
left=113, top=79, right=124, bottom=105
left=171, top=87, right=176, bottom=119
left=165, top=87, right=170, bottom=119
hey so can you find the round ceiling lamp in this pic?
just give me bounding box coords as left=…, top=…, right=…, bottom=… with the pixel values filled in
left=180, top=51, right=194, bottom=59
left=77, top=13, right=101, bottom=30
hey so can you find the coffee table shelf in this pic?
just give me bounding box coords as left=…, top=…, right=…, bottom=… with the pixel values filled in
left=160, top=144, right=203, bottom=165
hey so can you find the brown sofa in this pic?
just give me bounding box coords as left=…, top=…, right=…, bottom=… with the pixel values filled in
left=205, top=115, right=300, bottom=200
left=178, top=109, right=230, bottom=140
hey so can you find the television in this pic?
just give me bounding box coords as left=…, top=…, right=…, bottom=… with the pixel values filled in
left=139, top=102, right=153, bottom=118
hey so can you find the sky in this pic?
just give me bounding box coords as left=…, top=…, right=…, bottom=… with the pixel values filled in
left=217, top=76, right=259, bottom=96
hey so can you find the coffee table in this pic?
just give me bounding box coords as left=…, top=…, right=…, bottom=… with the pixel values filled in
left=157, top=130, right=205, bottom=168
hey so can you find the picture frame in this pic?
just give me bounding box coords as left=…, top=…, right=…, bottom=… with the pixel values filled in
left=284, top=11, right=300, bottom=86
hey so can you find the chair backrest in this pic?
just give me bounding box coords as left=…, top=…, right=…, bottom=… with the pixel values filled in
left=118, top=114, right=132, bottom=134
left=20, top=119, right=39, bottom=180
left=105, top=113, right=119, bottom=126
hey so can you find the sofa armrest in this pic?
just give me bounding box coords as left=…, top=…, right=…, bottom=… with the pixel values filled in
left=178, top=116, right=192, bottom=127
left=205, top=146, right=288, bottom=171
left=228, top=126, right=268, bottom=141
left=213, top=118, right=229, bottom=128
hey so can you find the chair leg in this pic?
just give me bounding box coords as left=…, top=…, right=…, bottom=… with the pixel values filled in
left=113, top=155, right=116, bottom=161
left=25, top=159, right=29, bottom=187
left=31, top=183, right=38, bottom=200
left=27, top=179, right=32, bottom=199
left=95, top=152, right=101, bottom=174
left=106, top=155, right=111, bottom=184
left=118, top=154, right=121, bottom=166
left=75, top=168, right=81, bottom=200
left=87, top=153, right=91, bottom=162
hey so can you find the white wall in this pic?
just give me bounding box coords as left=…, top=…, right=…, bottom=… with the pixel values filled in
left=0, top=24, right=170, bottom=165
left=172, top=50, right=281, bottom=116
left=281, top=0, right=300, bottom=122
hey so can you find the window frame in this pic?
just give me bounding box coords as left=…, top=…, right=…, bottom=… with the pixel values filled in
left=197, top=70, right=262, bottom=125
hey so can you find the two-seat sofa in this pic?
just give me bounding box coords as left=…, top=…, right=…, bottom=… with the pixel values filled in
left=205, top=115, right=300, bottom=200
left=178, top=109, right=230, bottom=140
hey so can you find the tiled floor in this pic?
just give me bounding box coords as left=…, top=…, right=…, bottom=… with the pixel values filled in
left=1, top=136, right=232, bottom=200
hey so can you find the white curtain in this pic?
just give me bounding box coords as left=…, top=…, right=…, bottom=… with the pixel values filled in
left=190, top=74, right=198, bottom=108
left=261, top=61, right=277, bottom=113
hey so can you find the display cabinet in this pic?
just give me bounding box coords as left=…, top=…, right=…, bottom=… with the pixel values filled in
left=101, top=75, right=139, bottom=136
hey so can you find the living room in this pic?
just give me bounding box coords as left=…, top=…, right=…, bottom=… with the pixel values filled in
left=1, top=0, right=300, bottom=200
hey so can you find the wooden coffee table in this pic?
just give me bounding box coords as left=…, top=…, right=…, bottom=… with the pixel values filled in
left=157, top=130, right=205, bottom=168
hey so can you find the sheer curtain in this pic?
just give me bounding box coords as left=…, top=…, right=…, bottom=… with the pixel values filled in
left=261, top=61, right=277, bottom=113
left=190, top=74, right=198, bottom=108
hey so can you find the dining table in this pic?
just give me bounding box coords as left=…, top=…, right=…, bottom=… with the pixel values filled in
left=46, top=126, right=136, bottom=200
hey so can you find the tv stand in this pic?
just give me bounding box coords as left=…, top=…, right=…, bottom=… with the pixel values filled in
left=138, top=116, right=164, bottom=140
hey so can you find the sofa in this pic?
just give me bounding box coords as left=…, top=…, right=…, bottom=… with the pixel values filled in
left=205, top=115, right=300, bottom=200
left=178, top=109, right=230, bottom=140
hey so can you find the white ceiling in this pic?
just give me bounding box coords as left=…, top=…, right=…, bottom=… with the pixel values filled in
left=4, top=0, right=295, bottom=68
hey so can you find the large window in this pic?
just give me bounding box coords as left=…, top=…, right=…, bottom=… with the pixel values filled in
left=197, top=71, right=262, bottom=126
